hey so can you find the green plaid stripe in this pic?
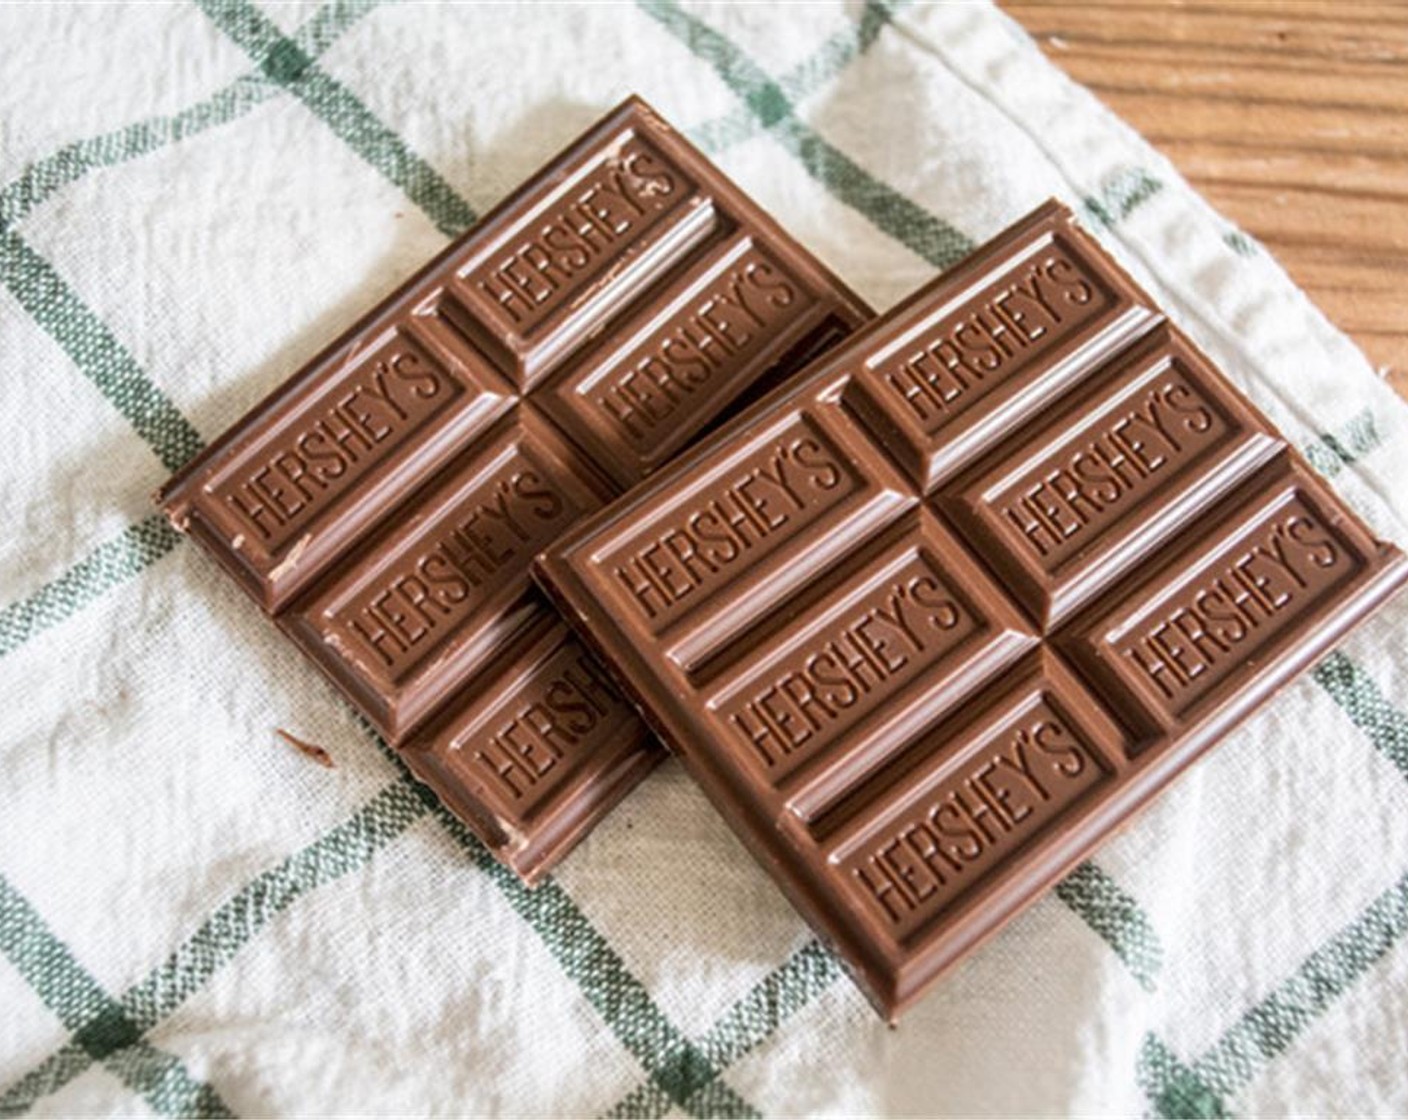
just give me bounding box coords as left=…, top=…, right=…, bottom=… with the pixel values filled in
left=101, top=1046, right=234, bottom=1120
left=1314, top=651, right=1408, bottom=782
left=0, top=231, right=203, bottom=473
left=1192, top=867, right=1408, bottom=1101
left=1141, top=865, right=1408, bottom=1119
left=0, top=876, right=233, bottom=1118
left=1137, top=643, right=1408, bottom=1117
left=1304, top=407, right=1383, bottom=479
left=0, top=1046, right=94, bottom=1120
left=0, top=2, right=379, bottom=236
left=0, top=79, right=271, bottom=233
left=0, top=515, right=180, bottom=659
left=695, top=940, right=840, bottom=1071
left=357, top=739, right=762, bottom=1119
left=120, top=780, right=428, bottom=1030
left=604, top=1082, right=673, bottom=1120
left=196, top=0, right=476, bottom=238
left=1084, top=167, right=1164, bottom=228
left=687, top=1, right=899, bottom=155
left=1138, top=1034, right=1228, bottom=1120
left=0, top=781, right=428, bottom=1115
left=601, top=940, right=843, bottom=1119
left=643, top=0, right=973, bottom=271
left=1225, top=229, right=1258, bottom=257
left=1, top=1, right=1406, bottom=1115
left=0, top=0, right=384, bottom=478
left=1055, top=863, right=1163, bottom=993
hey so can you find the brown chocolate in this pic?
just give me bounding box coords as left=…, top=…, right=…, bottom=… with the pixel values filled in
left=535, top=200, right=1408, bottom=1017
left=158, top=96, right=871, bottom=882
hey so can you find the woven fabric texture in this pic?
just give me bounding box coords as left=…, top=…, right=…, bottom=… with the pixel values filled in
left=2, top=3, right=1407, bottom=1115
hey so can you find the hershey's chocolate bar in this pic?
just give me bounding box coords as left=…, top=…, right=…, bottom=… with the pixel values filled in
left=536, top=200, right=1408, bottom=1014
left=160, top=96, right=871, bottom=882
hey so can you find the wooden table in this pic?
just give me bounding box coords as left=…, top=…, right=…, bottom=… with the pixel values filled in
left=1002, top=2, right=1408, bottom=401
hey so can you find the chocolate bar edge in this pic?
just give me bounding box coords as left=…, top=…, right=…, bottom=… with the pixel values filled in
left=403, top=708, right=662, bottom=886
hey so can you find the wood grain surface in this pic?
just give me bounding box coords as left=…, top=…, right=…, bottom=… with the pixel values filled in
left=1002, top=1, right=1408, bottom=401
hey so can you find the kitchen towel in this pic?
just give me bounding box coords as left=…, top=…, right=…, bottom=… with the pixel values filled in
left=2, top=2, right=1406, bottom=1115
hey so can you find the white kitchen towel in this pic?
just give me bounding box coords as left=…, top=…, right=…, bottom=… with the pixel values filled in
left=2, top=2, right=1406, bottom=1116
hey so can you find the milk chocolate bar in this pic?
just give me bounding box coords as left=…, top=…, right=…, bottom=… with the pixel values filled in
left=159, top=96, right=871, bottom=882
left=535, top=200, right=1408, bottom=1017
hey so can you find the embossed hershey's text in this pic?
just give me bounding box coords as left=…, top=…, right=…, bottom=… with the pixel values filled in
left=465, top=138, right=690, bottom=332
left=213, top=338, right=458, bottom=551
left=329, top=449, right=584, bottom=676
left=586, top=245, right=803, bottom=454
left=604, top=418, right=855, bottom=629
left=873, top=239, right=1110, bottom=432
left=468, top=649, right=626, bottom=806
left=1110, top=495, right=1358, bottom=716
left=717, top=551, right=975, bottom=779
left=843, top=699, right=1104, bottom=940
left=994, top=366, right=1222, bottom=566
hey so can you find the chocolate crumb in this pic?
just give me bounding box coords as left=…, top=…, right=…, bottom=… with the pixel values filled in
left=277, top=729, right=335, bottom=769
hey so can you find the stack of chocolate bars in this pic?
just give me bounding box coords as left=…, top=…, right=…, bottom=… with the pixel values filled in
left=160, top=97, right=1407, bottom=1022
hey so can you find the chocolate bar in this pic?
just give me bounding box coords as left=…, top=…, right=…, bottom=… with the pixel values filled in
left=535, top=200, right=1408, bottom=1017
left=159, top=96, right=871, bottom=882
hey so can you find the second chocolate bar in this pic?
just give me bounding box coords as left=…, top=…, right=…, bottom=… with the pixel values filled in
left=536, top=200, right=1408, bottom=1017
left=159, top=97, right=871, bottom=881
